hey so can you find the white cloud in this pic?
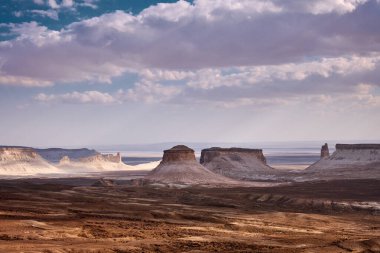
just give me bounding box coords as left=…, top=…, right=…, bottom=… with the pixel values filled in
left=33, top=0, right=44, bottom=5
left=30, top=10, right=59, bottom=20
left=35, top=91, right=117, bottom=104
left=304, top=0, right=368, bottom=14
left=274, top=0, right=369, bottom=14
left=62, top=0, right=74, bottom=7
left=33, top=81, right=182, bottom=105
left=79, top=0, right=98, bottom=9
left=7, top=22, right=66, bottom=46
left=0, top=74, right=52, bottom=87
left=123, top=80, right=182, bottom=103
left=13, top=11, right=23, bottom=18
left=48, top=0, right=60, bottom=9
left=1, top=0, right=380, bottom=92
left=137, top=54, right=380, bottom=90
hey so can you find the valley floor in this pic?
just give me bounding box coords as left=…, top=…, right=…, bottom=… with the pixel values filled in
left=0, top=179, right=379, bottom=253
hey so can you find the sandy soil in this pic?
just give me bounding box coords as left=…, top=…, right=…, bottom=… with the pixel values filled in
left=0, top=179, right=379, bottom=253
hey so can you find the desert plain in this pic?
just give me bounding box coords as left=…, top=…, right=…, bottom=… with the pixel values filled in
left=0, top=177, right=379, bottom=253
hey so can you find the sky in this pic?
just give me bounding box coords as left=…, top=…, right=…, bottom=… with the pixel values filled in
left=0, top=0, right=380, bottom=147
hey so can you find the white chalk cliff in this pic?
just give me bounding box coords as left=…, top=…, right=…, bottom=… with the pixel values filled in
left=0, top=147, right=62, bottom=176
left=303, top=144, right=380, bottom=180
left=57, top=153, right=134, bottom=172
left=307, top=144, right=380, bottom=171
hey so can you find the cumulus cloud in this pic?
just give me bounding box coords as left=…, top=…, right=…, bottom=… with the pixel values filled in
left=1, top=0, right=380, bottom=88
left=274, top=0, right=369, bottom=14
left=1, top=0, right=380, bottom=112
left=184, top=54, right=380, bottom=89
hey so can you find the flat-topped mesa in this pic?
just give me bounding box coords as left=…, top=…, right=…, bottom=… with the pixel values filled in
left=321, top=143, right=330, bottom=158
left=145, top=145, right=237, bottom=185
left=200, top=147, right=274, bottom=181
left=336, top=144, right=380, bottom=150
left=161, top=145, right=196, bottom=163
left=200, top=147, right=267, bottom=164
left=306, top=143, right=380, bottom=174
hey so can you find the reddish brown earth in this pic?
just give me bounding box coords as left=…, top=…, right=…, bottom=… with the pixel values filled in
left=0, top=179, right=379, bottom=253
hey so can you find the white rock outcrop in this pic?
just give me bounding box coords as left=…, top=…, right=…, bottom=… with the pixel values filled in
left=0, top=147, right=62, bottom=176
left=57, top=153, right=133, bottom=172
left=307, top=144, right=380, bottom=171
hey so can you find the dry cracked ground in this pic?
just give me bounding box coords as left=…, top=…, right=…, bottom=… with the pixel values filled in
left=0, top=178, right=379, bottom=253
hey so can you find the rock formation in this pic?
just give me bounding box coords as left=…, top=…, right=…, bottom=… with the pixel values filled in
left=200, top=147, right=275, bottom=180
left=78, top=153, right=121, bottom=163
left=320, top=143, right=330, bottom=158
left=145, top=145, right=238, bottom=185
left=35, top=148, right=99, bottom=163
left=57, top=152, right=132, bottom=172
left=0, top=147, right=62, bottom=176
left=306, top=144, right=380, bottom=179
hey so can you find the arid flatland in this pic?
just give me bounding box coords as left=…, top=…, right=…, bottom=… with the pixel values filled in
left=0, top=178, right=379, bottom=253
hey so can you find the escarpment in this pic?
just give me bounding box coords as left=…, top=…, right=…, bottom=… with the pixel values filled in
left=306, top=144, right=380, bottom=178
left=0, top=147, right=62, bottom=175
left=57, top=152, right=131, bottom=172
left=145, top=145, right=237, bottom=185
left=200, top=147, right=275, bottom=180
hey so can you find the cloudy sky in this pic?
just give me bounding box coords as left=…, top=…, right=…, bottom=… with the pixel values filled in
left=0, top=0, right=380, bottom=147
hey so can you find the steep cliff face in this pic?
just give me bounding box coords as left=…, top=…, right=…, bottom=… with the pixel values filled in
left=161, top=145, right=196, bottom=163
left=0, top=147, right=38, bottom=162
left=57, top=153, right=131, bottom=172
left=36, top=148, right=99, bottom=163
left=0, top=147, right=62, bottom=176
left=200, top=147, right=274, bottom=180
left=320, top=143, right=330, bottom=158
left=307, top=144, right=380, bottom=171
left=145, top=145, right=237, bottom=185
left=78, top=153, right=121, bottom=163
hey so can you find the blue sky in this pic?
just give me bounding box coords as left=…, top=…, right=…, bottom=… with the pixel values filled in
left=0, top=0, right=380, bottom=147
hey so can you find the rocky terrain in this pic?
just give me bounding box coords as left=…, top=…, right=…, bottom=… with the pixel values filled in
left=200, top=147, right=276, bottom=180
left=145, top=145, right=241, bottom=185
left=0, top=147, right=157, bottom=177
left=0, top=178, right=378, bottom=253
left=0, top=147, right=62, bottom=176
left=0, top=144, right=380, bottom=252
left=301, top=144, right=380, bottom=180
left=57, top=153, right=134, bottom=172
left=35, top=148, right=99, bottom=163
